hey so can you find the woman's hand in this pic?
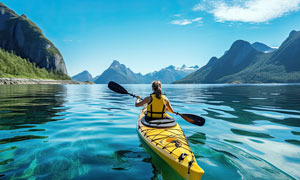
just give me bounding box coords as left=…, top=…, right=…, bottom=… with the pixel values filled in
left=136, top=96, right=141, bottom=99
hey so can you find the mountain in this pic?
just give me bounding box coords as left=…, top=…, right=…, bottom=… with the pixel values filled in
left=143, top=65, right=199, bottom=83
left=0, top=3, right=68, bottom=75
left=94, top=60, right=143, bottom=84
left=251, top=42, right=277, bottom=53
left=267, top=30, right=300, bottom=72
left=93, top=61, right=199, bottom=84
left=72, top=70, right=93, bottom=82
left=176, top=40, right=261, bottom=83
left=179, top=64, right=199, bottom=73
left=94, top=61, right=199, bottom=84
left=175, top=30, right=300, bottom=83
left=93, top=75, right=100, bottom=82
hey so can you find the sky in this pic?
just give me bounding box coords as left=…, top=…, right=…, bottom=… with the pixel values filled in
left=2, top=0, right=300, bottom=77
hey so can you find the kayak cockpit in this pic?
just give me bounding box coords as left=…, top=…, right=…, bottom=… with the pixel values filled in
left=141, top=115, right=177, bottom=128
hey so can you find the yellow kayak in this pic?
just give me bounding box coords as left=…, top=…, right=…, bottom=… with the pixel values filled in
left=137, top=109, right=204, bottom=180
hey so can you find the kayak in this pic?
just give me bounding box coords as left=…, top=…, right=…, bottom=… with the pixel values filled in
left=137, top=109, right=204, bottom=180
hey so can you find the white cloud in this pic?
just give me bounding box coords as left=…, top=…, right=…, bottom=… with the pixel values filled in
left=193, top=0, right=300, bottom=23
left=193, top=3, right=206, bottom=11
left=192, top=17, right=203, bottom=22
left=171, top=17, right=203, bottom=26
left=171, top=19, right=192, bottom=25
left=173, top=14, right=182, bottom=17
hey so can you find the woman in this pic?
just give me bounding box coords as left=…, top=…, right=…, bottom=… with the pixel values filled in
left=135, top=80, right=175, bottom=119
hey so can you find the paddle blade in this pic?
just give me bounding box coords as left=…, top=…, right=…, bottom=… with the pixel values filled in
left=180, top=113, right=205, bottom=126
left=108, top=81, right=129, bottom=94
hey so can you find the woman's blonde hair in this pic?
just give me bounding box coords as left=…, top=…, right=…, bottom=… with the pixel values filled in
left=152, top=80, right=162, bottom=99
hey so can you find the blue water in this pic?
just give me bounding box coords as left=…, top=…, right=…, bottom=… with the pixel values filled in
left=0, top=84, right=300, bottom=180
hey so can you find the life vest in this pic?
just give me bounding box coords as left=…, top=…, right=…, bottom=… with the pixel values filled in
left=147, top=94, right=167, bottom=119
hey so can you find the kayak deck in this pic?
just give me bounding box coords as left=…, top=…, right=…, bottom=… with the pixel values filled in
left=137, top=109, right=204, bottom=180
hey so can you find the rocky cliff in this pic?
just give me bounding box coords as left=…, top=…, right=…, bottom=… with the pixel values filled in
left=0, top=3, right=68, bottom=75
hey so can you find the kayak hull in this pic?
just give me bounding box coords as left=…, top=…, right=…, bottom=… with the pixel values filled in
left=137, top=109, right=204, bottom=180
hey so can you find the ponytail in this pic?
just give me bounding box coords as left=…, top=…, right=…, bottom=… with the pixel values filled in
left=152, top=80, right=162, bottom=99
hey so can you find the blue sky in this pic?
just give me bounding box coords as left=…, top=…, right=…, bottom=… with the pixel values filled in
left=2, top=0, right=300, bottom=76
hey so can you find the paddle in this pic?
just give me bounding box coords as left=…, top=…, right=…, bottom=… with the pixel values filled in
left=174, top=112, right=205, bottom=126
left=108, top=81, right=138, bottom=98
left=108, top=81, right=205, bottom=126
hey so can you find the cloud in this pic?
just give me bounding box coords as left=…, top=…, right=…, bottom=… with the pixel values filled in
left=171, top=19, right=193, bottom=25
left=171, top=17, right=203, bottom=26
left=192, top=17, right=203, bottom=22
left=193, top=3, right=206, bottom=11
left=193, top=0, right=300, bottom=23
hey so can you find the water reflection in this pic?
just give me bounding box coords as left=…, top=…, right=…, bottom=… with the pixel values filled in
left=0, top=85, right=68, bottom=130
left=0, top=85, right=68, bottom=179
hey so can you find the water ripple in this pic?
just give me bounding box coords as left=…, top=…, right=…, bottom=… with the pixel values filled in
left=0, top=84, right=300, bottom=179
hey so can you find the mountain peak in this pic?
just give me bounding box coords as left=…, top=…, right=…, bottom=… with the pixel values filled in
left=72, top=70, right=93, bottom=82
left=207, top=57, right=218, bottom=66
left=111, top=60, right=120, bottom=65
left=252, top=42, right=267, bottom=47
left=109, top=60, right=123, bottom=68
left=270, top=30, right=300, bottom=72
left=0, top=3, right=17, bottom=17
left=232, top=40, right=252, bottom=48
left=95, top=60, right=141, bottom=84
left=227, top=40, right=255, bottom=55
left=166, top=65, right=175, bottom=70
left=251, top=42, right=276, bottom=53
left=289, top=30, right=298, bottom=37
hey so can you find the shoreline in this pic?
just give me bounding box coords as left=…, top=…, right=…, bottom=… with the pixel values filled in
left=0, top=78, right=94, bottom=85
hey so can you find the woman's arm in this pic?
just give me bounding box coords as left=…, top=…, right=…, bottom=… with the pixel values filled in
left=165, top=97, right=175, bottom=113
left=135, top=96, right=151, bottom=107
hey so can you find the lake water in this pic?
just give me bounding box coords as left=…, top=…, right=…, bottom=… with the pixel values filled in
left=0, top=84, right=300, bottom=180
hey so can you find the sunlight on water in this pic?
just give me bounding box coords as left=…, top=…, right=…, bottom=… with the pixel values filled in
left=0, top=84, right=299, bottom=180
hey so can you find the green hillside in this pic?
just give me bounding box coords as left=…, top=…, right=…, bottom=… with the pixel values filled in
left=0, top=48, right=70, bottom=80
